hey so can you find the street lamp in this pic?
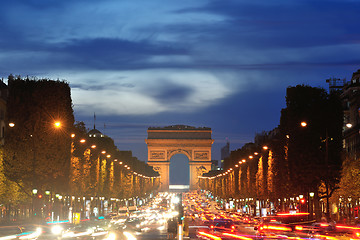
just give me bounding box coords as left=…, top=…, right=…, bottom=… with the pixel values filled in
left=348, top=197, right=352, bottom=222
left=32, top=189, right=38, bottom=217
left=309, top=192, right=314, bottom=220
left=54, top=121, right=61, bottom=128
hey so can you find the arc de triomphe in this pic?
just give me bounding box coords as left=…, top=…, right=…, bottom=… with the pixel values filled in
left=145, top=125, right=213, bottom=191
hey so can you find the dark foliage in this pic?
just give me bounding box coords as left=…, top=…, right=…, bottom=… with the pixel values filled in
left=3, top=75, right=74, bottom=193
left=279, top=85, right=343, bottom=195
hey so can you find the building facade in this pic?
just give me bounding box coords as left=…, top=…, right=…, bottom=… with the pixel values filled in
left=341, top=69, right=360, bottom=158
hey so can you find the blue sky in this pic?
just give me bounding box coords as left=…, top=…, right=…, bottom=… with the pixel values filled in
left=1, top=0, right=360, bottom=169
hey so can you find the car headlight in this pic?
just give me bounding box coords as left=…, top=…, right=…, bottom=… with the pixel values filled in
left=104, top=232, right=116, bottom=240
left=123, top=231, right=137, bottom=240
left=51, top=225, right=64, bottom=235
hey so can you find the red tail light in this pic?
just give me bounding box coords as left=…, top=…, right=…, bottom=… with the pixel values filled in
left=210, top=225, right=214, bottom=229
left=231, top=225, right=235, bottom=229
left=295, top=226, right=303, bottom=231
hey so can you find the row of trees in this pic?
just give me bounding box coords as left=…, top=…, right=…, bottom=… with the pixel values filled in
left=200, top=85, right=344, bottom=221
left=0, top=75, right=159, bottom=220
left=70, top=122, right=160, bottom=200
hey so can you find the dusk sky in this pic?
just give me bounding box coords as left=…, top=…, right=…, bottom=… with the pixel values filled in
left=1, top=0, right=360, bottom=183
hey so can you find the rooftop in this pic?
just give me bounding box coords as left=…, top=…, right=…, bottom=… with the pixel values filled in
left=148, top=125, right=211, bottom=131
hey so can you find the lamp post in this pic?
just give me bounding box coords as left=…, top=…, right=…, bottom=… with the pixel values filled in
left=45, top=190, right=51, bottom=219
left=348, top=197, right=352, bottom=223
left=323, top=129, right=331, bottom=221
left=32, top=188, right=38, bottom=217
left=309, top=192, right=314, bottom=220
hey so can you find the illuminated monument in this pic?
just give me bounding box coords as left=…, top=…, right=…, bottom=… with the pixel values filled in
left=146, top=125, right=213, bottom=191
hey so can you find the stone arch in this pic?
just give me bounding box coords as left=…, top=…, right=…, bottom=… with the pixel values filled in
left=167, top=149, right=192, bottom=161
left=145, top=125, right=213, bottom=191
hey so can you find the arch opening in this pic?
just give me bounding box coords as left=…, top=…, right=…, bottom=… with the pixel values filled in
left=169, top=153, right=189, bottom=186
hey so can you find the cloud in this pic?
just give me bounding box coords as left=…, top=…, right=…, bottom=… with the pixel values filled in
left=59, top=69, right=235, bottom=116
left=71, top=82, right=134, bottom=91
left=1, top=0, right=359, bottom=78
left=148, top=81, right=194, bottom=104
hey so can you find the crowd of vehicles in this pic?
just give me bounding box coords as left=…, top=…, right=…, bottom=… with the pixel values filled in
left=0, top=216, right=143, bottom=239
left=3, top=191, right=360, bottom=239
left=0, top=193, right=173, bottom=239
left=183, top=191, right=360, bottom=240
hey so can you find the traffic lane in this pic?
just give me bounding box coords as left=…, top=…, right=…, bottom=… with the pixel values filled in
left=236, top=223, right=257, bottom=237
left=139, top=222, right=167, bottom=238
left=194, top=222, right=258, bottom=239
left=197, top=229, right=256, bottom=240
left=0, top=224, right=42, bottom=239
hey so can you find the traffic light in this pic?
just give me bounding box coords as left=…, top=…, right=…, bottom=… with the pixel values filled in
left=299, top=198, right=306, bottom=212
left=178, top=204, right=184, bottom=222
left=177, top=193, right=184, bottom=223
left=38, top=194, right=43, bottom=199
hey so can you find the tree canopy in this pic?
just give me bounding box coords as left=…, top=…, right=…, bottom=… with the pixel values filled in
left=3, top=76, right=74, bottom=193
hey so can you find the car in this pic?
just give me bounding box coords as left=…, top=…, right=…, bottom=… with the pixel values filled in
left=254, top=213, right=317, bottom=240
left=208, top=219, right=237, bottom=233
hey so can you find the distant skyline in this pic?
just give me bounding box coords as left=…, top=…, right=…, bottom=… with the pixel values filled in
left=1, top=0, right=360, bottom=164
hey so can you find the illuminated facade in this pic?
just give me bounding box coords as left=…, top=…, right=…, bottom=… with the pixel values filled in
left=146, top=125, right=213, bottom=191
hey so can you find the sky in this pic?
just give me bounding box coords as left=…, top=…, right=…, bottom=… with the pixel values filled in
left=1, top=0, right=360, bottom=183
